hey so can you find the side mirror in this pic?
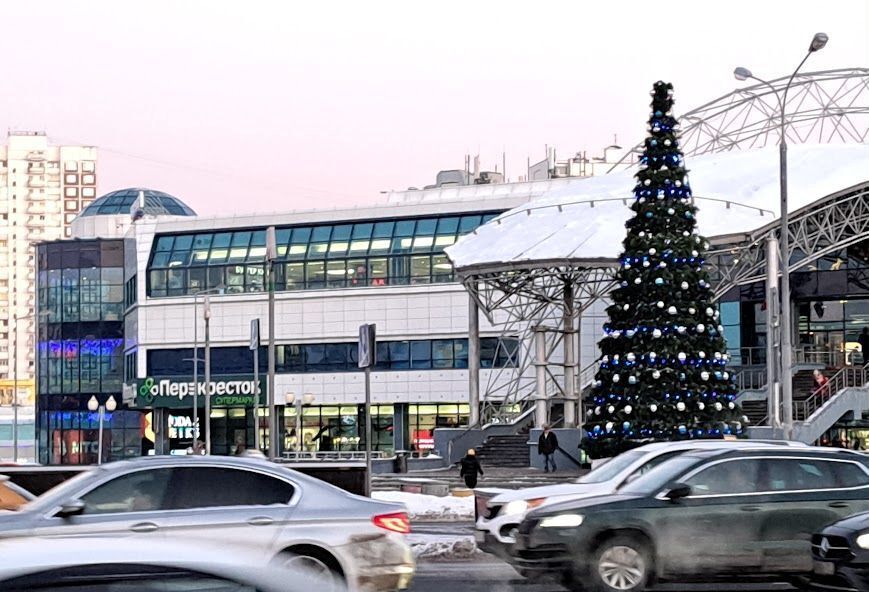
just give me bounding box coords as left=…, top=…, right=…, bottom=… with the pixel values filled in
left=663, top=483, right=692, bottom=501
left=55, top=499, right=86, bottom=519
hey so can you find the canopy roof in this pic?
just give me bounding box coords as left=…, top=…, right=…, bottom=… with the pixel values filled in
left=446, top=144, right=869, bottom=273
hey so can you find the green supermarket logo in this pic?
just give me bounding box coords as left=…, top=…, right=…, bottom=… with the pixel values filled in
left=137, top=377, right=261, bottom=403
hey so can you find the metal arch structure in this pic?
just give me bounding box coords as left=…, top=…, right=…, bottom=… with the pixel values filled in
left=709, top=180, right=869, bottom=298
left=609, top=68, right=869, bottom=170
left=459, top=68, right=869, bottom=425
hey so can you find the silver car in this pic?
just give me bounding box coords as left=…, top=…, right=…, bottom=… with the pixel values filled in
left=0, top=535, right=342, bottom=591
left=0, top=456, right=414, bottom=592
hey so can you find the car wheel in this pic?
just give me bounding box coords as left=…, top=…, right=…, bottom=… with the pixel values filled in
left=278, top=551, right=344, bottom=592
left=589, top=535, right=651, bottom=592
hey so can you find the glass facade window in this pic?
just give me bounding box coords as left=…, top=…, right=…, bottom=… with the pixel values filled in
left=408, top=403, right=470, bottom=452
left=145, top=212, right=501, bottom=297
left=282, top=404, right=393, bottom=454
left=147, top=337, right=518, bottom=376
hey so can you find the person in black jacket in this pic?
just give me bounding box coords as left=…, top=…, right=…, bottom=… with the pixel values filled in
left=538, top=425, right=559, bottom=473
left=459, top=449, right=483, bottom=488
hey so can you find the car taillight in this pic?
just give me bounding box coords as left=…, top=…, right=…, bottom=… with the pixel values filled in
left=373, top=511, right=411, bottom=534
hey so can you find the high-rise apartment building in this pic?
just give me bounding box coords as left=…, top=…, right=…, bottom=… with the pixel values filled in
left=0, top=132, right=97, bottom=461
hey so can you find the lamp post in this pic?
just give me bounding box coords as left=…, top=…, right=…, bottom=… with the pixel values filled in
left=285, top=392, right=315, bottom=453
left=734, top=32, right=828, bottom=439
left=192, top=286, right=223, bottom=454
left=87, top=395, right=117, bottom=465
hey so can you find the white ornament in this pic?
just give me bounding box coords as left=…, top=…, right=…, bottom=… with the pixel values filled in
left=606, top=422, right=614, bottom=432
left=659, top=261, right=667, bottom=269
left=624, top=263, right=631, bottom=270
left=664, top=139, right=672, bottom=147
left=677, top=326, right=687, bottom=334
left=678, top=352, right=687, bottom=362
left=613, top=331, right=622, bottom=338
left=623, top=304, right=630, bottom=311
left=595, top=406, right=601, bottom=415
left=644, top=179, right=651, bottom=186
left=628, top=376, right=637, bottom=384
left=657, top=301, right=665, bottom=308
left=624, top=405, right=633, bottom=414
left=706, top=307, right=714, bottom=317
left=602, top=355, right=609, bottom=363
left=668, top=306, right=677, bottom=315
left=649, top=352, right=657, bottom=360
left=718, top=325, right=725, bottom=333
left=650, top=404, right=658, bottom=413
left=698, top=351, right=706, bottom=359
left=667, top=208, right=675, bottom=215
left=649, top=248, right=657, bottom=255
left=695, top=237, right=701, bottom=244
left=639, top=231, right=646, bottom=237
left=677, top=402, right=686, bottom=412
left=612, top=374, right=620, bottom=383
left=652, top=370, right=661, bottom=379
left=643, top=260, right=650, bottom=268
left=688, top=307, right=696, bottom=315
left=608, top=405, right=615, bottom=414
left=728, top=402, right=736, bottom=410
left=652, top=329, right=662, bottom=338
left=681, top=281, right=689, bottom=290
left=701, top=371, right=710, bottom=381
left=697, top=324, right=706, bottom=333
left=683, top=230, right=690, bottom=237
left=723, top=372, right=729, bottom=380
left=634, top=278, right=642, bottom=284
left=697, top=402, right=705, bottom=411
left=692, top=250, right=699, bottom=257
left=714, top=352, right=722, bottom=360
left=626, top=330, right=636, bottom=338
left=714, top=402, right=723, bottom=412
left=627, top=352, right=636, bottom=362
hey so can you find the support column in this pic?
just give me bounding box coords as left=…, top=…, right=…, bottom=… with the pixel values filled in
left=534, top=327, right=548, bottom=428
left=576, top=310, right=583, bottom=428
left=468, top=291, right=481, bottom=427
left=765, top=236, right=781, bottom=431
left=563, top=280, right=577, bottom=428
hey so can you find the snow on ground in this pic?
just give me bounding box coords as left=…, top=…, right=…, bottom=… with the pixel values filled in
left=407, top=534, right=481, bottom=560
left=373, top=491, right=474, bottom=521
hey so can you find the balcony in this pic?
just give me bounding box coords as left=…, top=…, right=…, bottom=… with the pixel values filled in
left=27, top=178, right=45, bottom=188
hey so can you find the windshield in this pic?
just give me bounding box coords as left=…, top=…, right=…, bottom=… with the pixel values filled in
left=577, top=449, right=647, bottom=484
left=619, top=455, right=701, bottom=495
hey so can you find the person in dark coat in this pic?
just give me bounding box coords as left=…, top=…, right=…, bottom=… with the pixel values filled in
left=459, top=449, right=483, bottom=489
left=859, top=328, right=869, bottom=360
left=538, top=425, right=559, bottom=473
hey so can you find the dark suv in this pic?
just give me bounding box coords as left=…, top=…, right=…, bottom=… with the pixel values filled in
left=513, top=447, right=869, bottom=592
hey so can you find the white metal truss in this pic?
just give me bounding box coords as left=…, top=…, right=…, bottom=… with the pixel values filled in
left=610, top=68, right=869, bottom=169
left=462, top=69, right=869, bottom=421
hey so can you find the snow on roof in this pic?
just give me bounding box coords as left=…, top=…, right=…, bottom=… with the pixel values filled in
left=446, top=144, right=869, bottom=271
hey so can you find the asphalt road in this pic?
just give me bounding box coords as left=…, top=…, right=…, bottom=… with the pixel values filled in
left=411, top=559, right=796, bottom=592
left=409, top=522, right=795, bottom=592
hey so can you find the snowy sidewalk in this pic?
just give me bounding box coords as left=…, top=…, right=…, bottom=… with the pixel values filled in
left=373, top=490, right=474, bottom=521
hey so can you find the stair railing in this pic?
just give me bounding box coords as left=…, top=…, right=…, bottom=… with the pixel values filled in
left=792, top=361, right=869, bottom=421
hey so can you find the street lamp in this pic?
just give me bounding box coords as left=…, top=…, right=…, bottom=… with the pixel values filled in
left=191, top=286, right=223, bottom=455
left=285, top=392, right=315, bottom=453
left=87, top=395, right=117, bottom=465
left=734, top=32, right=828, bottom=439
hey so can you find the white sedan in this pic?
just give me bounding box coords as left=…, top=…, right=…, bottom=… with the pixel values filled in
left=475, top=439, right=807, bottom=559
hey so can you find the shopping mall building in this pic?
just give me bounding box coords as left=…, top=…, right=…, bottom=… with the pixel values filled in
left=33, top=69, right=869, bottom=464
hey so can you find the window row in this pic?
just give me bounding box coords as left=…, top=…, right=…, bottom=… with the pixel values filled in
left=146, top=337, right=518, bottom=377
left=148, top=213, right=499, bottom=271
left=147, top=255, right=455, bottom=297
left=37, top=338, right=124, bottom=395
left=38, top=267, right=125, bottom=323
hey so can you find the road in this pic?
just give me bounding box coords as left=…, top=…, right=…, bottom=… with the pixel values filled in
left=409, top=522, right=795, bottom=592
left=411, top=560, right=795, bottom=592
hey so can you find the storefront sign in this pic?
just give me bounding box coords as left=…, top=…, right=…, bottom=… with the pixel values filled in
left=135, top=375, right=266, bottom=409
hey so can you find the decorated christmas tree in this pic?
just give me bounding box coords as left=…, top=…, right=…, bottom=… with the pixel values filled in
left=581, top=81, right=745, bottom=460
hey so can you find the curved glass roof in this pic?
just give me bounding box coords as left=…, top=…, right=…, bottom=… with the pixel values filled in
left=79, top=188, right=196, bottom=218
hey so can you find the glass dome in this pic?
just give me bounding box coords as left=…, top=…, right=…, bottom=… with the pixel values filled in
left=78, top=188, right=197, bottom=218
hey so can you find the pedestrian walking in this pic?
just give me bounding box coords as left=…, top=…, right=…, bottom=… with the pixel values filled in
left=459, top=448, right=483, bottom=489
left=813, top=369, right=830, bottom=400
left=538, top=425, right=559, bottom=473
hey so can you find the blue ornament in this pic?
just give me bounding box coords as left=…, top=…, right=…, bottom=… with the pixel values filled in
left=654, top=278, right=664, bottom=286
left=651, top=140, right=657, bottom=146
left=623, top=421, right=631, bottom=430
left=678, top=425, right=688, bottom=434
left=646, top=212, right=654, bottom=218
left=593, top=425, right=602, bottom=433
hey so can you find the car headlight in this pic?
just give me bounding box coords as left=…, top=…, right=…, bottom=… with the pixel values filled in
left=540, top=513, right=584, bottom=528
left=502, top=498, right=546, bottom=517
left=856, top=533, right=869, bottom=549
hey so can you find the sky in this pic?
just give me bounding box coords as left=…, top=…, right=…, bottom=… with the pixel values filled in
left=0, top=0, right=866, bottom=215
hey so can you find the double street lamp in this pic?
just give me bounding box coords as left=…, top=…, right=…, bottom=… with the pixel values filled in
left=285, top=393, right=315, bottom=453
left=734, top=32, right=829, bottom=438
left=192, top=286, right=224, bottom=455
left=87, top=395, right=117, bottom=465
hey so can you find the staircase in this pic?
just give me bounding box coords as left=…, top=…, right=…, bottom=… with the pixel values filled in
left=473, top=434, right=530, bottom=468
left=742, top=400, right=768, bottom=426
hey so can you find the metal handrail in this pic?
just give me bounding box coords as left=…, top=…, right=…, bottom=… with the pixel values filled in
left=793, top=362, right=869, bottom=421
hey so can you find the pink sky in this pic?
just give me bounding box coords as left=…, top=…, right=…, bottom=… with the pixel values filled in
left=1, top=0, right=867, bottom=215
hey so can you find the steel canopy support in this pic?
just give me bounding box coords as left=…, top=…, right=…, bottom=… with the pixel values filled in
left=468, top=287, right=481, bottom=427
left=534, top=326, right=548, bottom=428
left=562, top=279, right=577, bottom=428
